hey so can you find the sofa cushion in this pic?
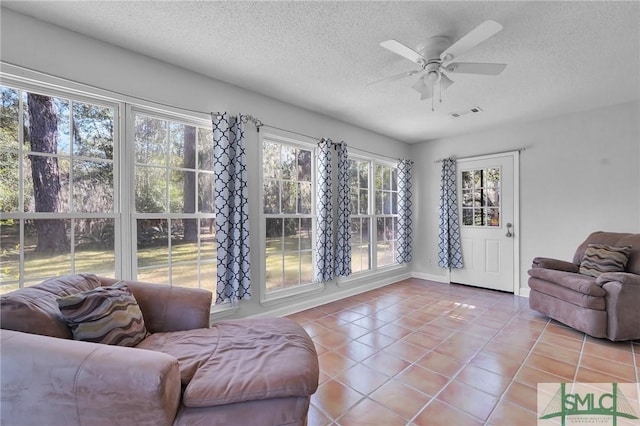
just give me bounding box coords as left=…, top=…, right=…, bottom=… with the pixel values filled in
left=528, top=268, right=605, bottom=296
left=138, top=318, right=319, bottom=407
left=57, top=285, right=148, bottom=347
left=579, top=244, right=631, bottom=277
left=0, top=274, right=102, bottom=339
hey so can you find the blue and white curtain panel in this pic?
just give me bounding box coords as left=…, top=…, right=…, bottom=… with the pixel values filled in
left=397, top=159, right=413, bottom=264
left=438, top=158, right=464, bottom=268
left=335, top=142, right=351, bottom=277
left=315, top=139, right=334, bottom=282
left=212, top=113, right=251, bottom=304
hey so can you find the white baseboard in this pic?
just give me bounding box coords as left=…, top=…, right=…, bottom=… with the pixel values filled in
left=247, top=272, right=412, bottom=319
left=411, top=272, right=449, bottom=284
left=518, top=287, right=530, bottom=298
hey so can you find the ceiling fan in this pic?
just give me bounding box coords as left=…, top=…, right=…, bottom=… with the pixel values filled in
left=374, top=20, right=507, bottom=109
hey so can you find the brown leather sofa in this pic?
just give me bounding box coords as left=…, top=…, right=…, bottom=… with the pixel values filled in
left=0, top=274, right=319, bottom=426
left=528, top=231, right=640, bottom=341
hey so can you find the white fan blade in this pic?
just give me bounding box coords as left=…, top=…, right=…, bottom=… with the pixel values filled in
left=367, top=69, right=422, bottom=86
left=380, top=39, right=425, bottom=64
left=440, top=20, right=503, bottom=62
left=445, top=62, right=506, bottom=75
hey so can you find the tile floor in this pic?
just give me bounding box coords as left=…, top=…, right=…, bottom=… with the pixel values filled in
left=286, top=278, right=640, bottom=426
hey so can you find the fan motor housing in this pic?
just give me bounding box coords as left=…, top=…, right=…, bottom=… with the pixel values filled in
left=416, top=36, right=450, bottom=61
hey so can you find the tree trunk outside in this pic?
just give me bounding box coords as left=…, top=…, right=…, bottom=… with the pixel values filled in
left=27, top=93, right=69, bottom=252
left=183, top=125, right=198, bottom=242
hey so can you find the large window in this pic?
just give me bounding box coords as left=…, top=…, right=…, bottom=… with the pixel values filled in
left=0, top=85, right=117, bottom=293
left=0, top=80, right=217, bottom=295
left=262, top=137, right=314, bottom=293
left=132, top=110, right=216, bottom=291
left=346, top=158, right=399, bottom=275
left=375, top=163, right=398, bottom=268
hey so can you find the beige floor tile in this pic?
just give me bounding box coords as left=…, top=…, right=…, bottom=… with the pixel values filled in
left=335, top=364, right=389, bottom=395
left=311, top=379, right=363, bottom=419
left=332, top=340, right=378, bottom=362
left=456, top=364, right=512, bottom=396
left=381, top=340, right=429, bottom=363
left=437, top=380, right=499, bottom=421
left=337, top=397, right=406, bottom=426
left=487, top=399, right=537, bottom=426
left=318, top=351, right=356, bottom=377
left=413, top=400, right=483, bottom=426
left=369, top=379, right=431, bottom=420
left=361, top=351, right=411, bottom=377
left=396, top=364, right=450, bottom=396
left=503, top=380, right=539, bottom=413
left=416, top=349, right=465, bottom=377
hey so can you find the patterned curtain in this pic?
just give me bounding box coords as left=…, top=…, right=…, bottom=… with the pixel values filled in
left=396, top=159, right=413, bottom=264
left=335, top=142, right=351, bottom=276
left=438, top=158, right=464, bottom=268
left=212, top=113, right=251, bottom=304
left=315, top=139, right=333, bottom=282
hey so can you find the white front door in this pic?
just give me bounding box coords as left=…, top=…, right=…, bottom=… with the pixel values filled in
left=449, top=152, right=519, bottom=292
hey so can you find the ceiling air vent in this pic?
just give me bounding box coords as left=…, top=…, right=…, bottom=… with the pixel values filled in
left=449, top=106, right=483, bottom=119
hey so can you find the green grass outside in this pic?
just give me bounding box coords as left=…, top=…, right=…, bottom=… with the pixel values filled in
left=1, top=233, right=396, bottom=295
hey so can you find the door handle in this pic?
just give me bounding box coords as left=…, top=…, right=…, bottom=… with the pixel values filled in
left=506, top=223, right=513, bottom=238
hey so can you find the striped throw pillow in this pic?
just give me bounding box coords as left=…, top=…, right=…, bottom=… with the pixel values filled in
left=579, top=244, right=632, bottom=278
left=57, top=285, right=148, bottom=347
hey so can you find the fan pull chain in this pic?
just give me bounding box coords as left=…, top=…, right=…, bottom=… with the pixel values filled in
left=439, top=79, right=443, bottom=103
left=431, top=93, right=434, bottom=112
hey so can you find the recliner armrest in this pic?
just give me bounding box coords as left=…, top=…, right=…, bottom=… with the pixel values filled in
left=1, top=329, right=181, bottom=425
left=597, top=273, right=640, bottom=341
left=100, top=277, right=212, bottom=332
left=531, top=257, right=580, bottom=273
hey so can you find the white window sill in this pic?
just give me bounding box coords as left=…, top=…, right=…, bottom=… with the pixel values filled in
left=260, top=281, right=325, bottom=307
left=336, top=264, right=408, bottom=287
left=209, top=301, right=239, bottom=322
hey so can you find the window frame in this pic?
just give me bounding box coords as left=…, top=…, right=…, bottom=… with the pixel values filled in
left=346, top=154, right=373, bottom=276
left=128, top=105, right=217, bottom=292
left=374, top=161, right=400, bottom=269
left=338, top=153, right=403, bottom=286
left=0, top=78, right=122, bottom=290
left=0, top=70, right=220, bottom=298
left=259, top=130, right=322, bottom=305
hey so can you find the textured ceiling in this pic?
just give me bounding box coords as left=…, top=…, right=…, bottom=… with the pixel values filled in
left=3, top=1, right=639, bottom=143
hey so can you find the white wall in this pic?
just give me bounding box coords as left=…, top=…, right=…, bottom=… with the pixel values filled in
left=0, top=9, right=412, bottom=319
left=411, top=101, right=640, bottom=293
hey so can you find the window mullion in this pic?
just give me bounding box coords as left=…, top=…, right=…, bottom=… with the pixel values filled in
left=120, top=103, right=135, bottom=280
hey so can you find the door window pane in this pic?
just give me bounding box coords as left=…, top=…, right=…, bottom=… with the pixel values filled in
left=461, top=167, right=501, bottom=228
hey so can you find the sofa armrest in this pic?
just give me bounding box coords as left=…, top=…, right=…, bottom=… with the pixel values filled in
left=100, top=277, right=212, bottom=332
left=531, top=257, right=579, bottom=273
left=597, top=273, right=640, bottom=341
left=596, top=272, right=640, bottom=287
left=1, top=329, right=181, bottom=425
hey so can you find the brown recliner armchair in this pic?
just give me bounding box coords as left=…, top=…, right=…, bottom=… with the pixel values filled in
left=528, top=231, right=640, bottom=341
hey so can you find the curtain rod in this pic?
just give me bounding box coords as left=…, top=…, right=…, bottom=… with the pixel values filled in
left=262, top=124, right=403, bottom=162
left=434, top=148, right=526, bottom=163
